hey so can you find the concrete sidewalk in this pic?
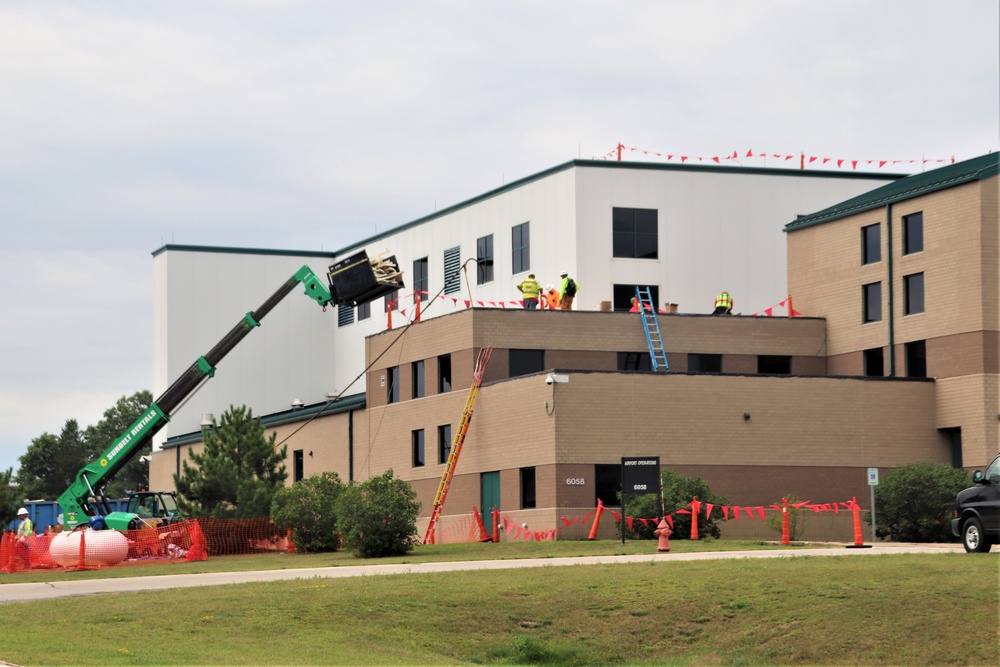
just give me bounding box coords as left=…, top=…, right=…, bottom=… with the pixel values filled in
left=0, top=542, right=968, bottom=605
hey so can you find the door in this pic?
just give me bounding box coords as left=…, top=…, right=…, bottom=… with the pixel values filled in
left=481, top=471, right=501, bottom=515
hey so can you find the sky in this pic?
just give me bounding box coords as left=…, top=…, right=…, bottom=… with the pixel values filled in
left=1, top=1, right=997, bottom=476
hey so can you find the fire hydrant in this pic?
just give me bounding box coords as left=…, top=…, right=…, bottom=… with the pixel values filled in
left=654, top=518, right=672, bottom=552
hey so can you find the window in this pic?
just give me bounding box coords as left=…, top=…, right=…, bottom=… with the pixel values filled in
left=757, top=355, right=791, bottom=375
left=903, top=212, right=923, bottom=255
left=293, top=449, right=304, bottom=483
left=438, top=354, right=452, bottom=393
left=384, top=288, right=399, bottom=313
left=862, top=224, right=881, bottom=264
left=520, top=467, right=536, bottom=509
left=476, top=234, right=493, bottom=285
left=509, top=349, right=545, bottom=377
left=512, top=222, right=530, bottom=275
left=412, top=430, right=425, bottom=467
left=438, top=424, right=452, bottom=464
left=904, top=273, right=924, bottom=315
left=863, top=347, right=884, bottom=377
left=387, top=366, right=400, bottom=404
left=337, top=303, right=354, bottom=327
left=688, top=353, right=722, bottom=373
left=612, top=207, right=658, bottom=259
left=618, top=352, right=652, bottom=371
left=905, top=340, right=927, bottom=378
left=443, top=246, right=461, bottom=294
left=357, top=300, right=371, bottom=321
left=613, top=284, right=659, bottom=312
left=863, top=282, right=882, bottom=323
left=412, top=360, right=425, bottom=399
left=413, top=257, right=428, bottom=302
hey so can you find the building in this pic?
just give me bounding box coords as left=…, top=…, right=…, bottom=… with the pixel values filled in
left=149, top=155, right=999, bottom=540
left=785, top=152, right=999, bottom=468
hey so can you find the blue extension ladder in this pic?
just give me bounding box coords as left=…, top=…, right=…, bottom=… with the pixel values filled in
left=635, top=286, right=669, bottom=372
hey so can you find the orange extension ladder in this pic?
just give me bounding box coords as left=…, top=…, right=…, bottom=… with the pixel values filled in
left=423, top=345, right=493, bottom=545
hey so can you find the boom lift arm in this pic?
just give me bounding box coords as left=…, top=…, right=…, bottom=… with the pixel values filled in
left=58, top=252, right=402, bottom=529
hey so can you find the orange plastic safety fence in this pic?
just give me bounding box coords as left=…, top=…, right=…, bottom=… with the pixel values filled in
left=0, top=518, right=295, bottom=575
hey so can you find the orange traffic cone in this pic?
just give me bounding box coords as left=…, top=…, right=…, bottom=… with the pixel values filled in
left=781, top=497, right=791, bottom=546
left=846, top=497, right=872, bottom=549
left=587, top=499, right=605, bottom=540
left=690, top=497, right=700, bottom=540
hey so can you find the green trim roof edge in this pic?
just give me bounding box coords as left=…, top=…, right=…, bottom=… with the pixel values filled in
left=160, top=392, right=366, bottom=449
left=784, top=153, right=999, bottom=232
left=151, top=159, right=904, bottom=260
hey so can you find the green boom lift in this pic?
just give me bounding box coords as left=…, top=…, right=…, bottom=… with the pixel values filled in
left=57, top=251, right=403, bottom=530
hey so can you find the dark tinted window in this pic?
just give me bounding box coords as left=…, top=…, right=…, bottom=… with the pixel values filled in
left=510, top=349, right=545, bottom=377
left=905, top=340, right=927, bottom=378
left=413, top=257, right=428, bottom=302
left=618, top=352, right=652, bottom=371
left=757, top=355, right=791, bottom=374
left=864, top=347, right=884, bottom=377
left=903, top=212, right=923, bottom=255
left=612, top=208, right=658, bottom=259
left=904, top=273, right=924, bottom=315
left=412, top=430, right=425, bottom=467
left=512, top=222, right=530, bottom=274
left=863, top=282, right=882, bottom=323
left=438, top=354, right=452, bottom=393
left=520, top=467, right=536, bottom=509
left=688, top=353, right=722, bottom=373
left=477, top=235, right=494, bottom=284
left=862, top=224, right=881, bottom=264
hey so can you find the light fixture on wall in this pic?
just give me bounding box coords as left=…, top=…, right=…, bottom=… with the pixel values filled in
left=291, top=398, right=304, bottom=410
left=743, top=412, right=751, bottom=421
left=308, top=451, right=313, bottom=457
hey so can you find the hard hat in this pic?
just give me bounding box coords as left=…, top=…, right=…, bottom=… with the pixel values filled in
left=545, top=284, right=553, bottom=291
left=17, top=507, right=28, bottom=516
left=560, top=270, right=568, bottom=277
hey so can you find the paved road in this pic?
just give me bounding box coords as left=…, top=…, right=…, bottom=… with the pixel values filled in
left=0, top=543, right=969, bottom=605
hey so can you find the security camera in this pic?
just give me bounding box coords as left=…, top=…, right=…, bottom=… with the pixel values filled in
left=139, top=455, right=151, bottom=464
left=546, top=374, right=554, bottom=385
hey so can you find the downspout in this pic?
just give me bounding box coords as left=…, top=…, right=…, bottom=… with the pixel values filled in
left=886, top=203, right=895, bottom=376
left=348, top=409, right=354, bottom=482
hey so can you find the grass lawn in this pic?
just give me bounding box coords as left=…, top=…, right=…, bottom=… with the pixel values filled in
left=1, top=542, right=996, bottom=665
left=0, top=538, right=824, bottom=584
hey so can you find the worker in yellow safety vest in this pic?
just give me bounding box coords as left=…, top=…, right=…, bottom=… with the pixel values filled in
left=516, top=274, right=542, bottom=309
left=713, top=292, right=734, bottom=315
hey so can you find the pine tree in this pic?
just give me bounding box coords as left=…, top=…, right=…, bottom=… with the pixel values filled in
left=173, top=405, right=288, bottom=518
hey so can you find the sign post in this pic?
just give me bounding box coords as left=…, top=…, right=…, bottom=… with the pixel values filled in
left=621, top=457, right=660, bottom=545
left=867, top=467, right=878, bottom=543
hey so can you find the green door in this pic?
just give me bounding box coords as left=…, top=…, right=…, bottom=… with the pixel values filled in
left=481, top=471, right=501, bottom=515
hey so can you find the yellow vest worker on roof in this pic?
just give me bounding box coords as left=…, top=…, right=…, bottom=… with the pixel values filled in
left=713, top=292, right=733, bottom=315
left=516, top=274, right=541, bottom=309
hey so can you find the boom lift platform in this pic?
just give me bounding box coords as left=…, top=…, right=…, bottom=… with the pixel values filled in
left=423, top=345, right=493, bottom=545
left=58, top=250, right=403, bottom=530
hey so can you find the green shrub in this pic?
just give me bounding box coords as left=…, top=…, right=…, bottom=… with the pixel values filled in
left=271, top=472, right=345, bottom=553
left=336, top=469, right=420, bottom=558
left=617, top=468, right=729, bottom=540
left=869, top=462, right=970, bottom=542
left=764, top=494, right=811, bottom=541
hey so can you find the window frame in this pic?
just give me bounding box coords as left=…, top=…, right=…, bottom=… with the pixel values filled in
left=904, top=272, right=924, bottom=315
left=863, top=282, right=882, bottom=323
left=412, top=360, right=425, bottom=399
left=476, top=234, right=494, bottom=285
left=412, top=429, right=425, bottom=467
left=413, top=257, right=429, bottom=302
left=438, top=424, right=452, bottom=465
left=612, top=207, right=659, bottom=259
left=903, top=212, right=924, bottom=255
left=862, top=223, right=881, bottom=265
left=512, top=222, right=530, bottom=275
